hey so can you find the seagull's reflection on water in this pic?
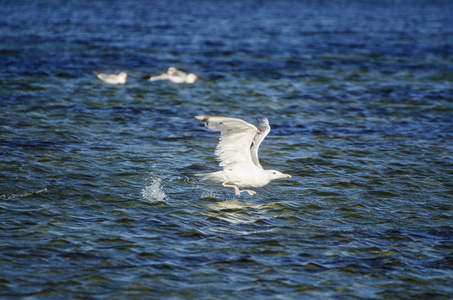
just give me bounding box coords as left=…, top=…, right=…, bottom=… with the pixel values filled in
left=208, top=199, right=254, bottom=211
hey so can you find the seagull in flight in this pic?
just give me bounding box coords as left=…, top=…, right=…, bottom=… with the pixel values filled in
left=195, top=116, right=291, bottom=197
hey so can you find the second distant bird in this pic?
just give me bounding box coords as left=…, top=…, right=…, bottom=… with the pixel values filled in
left=150, top=67, right=198, bottom=84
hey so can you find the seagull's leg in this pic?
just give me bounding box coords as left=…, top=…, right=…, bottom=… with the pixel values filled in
left=243, top=189, right=257, bottom=196
left=222, top=183, right=256, bottom=197
left=222, top=182, right=242, bottom=196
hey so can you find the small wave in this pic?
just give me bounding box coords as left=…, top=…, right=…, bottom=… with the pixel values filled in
left=0, top=188, right=48, bottom=199
left=142, top=178, right=167, bottom=202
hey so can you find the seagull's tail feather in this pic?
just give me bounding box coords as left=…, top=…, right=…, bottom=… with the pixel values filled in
left=195, top=173, right=208, bottom=180
left=195, top=171, right=226, bottom=182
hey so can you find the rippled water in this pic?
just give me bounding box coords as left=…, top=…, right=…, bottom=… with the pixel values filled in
left=1, top=0, right=453, bottom=299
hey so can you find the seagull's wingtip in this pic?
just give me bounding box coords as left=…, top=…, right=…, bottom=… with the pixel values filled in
left=195, top=116, right=207, bottom=121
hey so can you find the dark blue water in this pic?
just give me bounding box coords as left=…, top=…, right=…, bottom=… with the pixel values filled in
left=1, top=0, right=453, bottom=299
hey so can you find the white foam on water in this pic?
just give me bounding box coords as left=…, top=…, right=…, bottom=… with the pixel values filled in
left=0, top=188, right=48, bottom=199
left=142, top=178, right=167, bottom=202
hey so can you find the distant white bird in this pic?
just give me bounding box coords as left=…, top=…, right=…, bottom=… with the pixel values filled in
left=150, top=67, right=198, bottom=84
left=96, top=72, right=128, bottom=85
left=195, top=116, right=291, bottom=197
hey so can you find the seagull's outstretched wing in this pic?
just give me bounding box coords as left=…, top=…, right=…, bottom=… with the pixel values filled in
left=149, top=74, right=170, bottom=81
left=195, top=116, right=259, bottom=169
left=167, top=67, right=186, bottom=77
left=250, top=118, right=270, bottom=168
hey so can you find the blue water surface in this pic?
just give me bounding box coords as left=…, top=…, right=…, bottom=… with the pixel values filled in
left=1, top=0, right=453, bottom=299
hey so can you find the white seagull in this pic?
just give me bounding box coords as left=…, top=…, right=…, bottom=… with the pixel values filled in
left=195, top=116, right=291, bottom=197
left=96, top=72, right=128, bottom=85
left=150, top=67, right=198, bottom=84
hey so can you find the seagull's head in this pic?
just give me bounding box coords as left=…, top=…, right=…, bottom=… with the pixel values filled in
left=266, top=170, right=291, bottom=181
left=186, top=73, right=198, bottom=84
left=119, top=72, right=128, bottom=79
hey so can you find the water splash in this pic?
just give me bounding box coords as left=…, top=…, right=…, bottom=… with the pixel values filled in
left=142, top=178, right=167, bottom=202
left=200, top=189, right=221, bottom=200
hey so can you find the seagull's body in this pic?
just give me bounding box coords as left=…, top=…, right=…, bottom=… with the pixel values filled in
left=195, top=116, right=291, bottom=196
left=150, top=67, right=198, bottom=84
left=96, top=72, right=128, bottom=85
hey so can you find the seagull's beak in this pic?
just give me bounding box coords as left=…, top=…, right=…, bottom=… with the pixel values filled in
left=284, top=174, right=291, bottom=178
